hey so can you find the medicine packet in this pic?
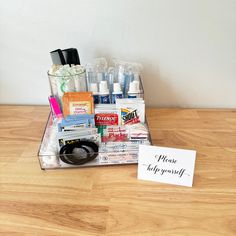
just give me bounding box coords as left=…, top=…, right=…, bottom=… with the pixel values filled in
left=58, top=128, right=97, bottom=139
left=129, top=123, right=149, bottom=141
left=101, top=125, right=129, bottom=142
left=63, top=114, right=95, bottom=127
left=62, top=92, right=94, bottom=117
left=94, top=114, right=119, bottom=141
left=58, top=114, right=95, bottom=131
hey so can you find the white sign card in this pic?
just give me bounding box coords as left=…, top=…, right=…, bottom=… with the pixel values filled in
left=138, top=145, right=196, bottom=187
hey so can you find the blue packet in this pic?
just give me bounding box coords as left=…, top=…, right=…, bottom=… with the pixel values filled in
left=66, top=114, right=94, bottom=121
left=58, top=120, right=89, bottom=132
left=58, top=114, right=95, bottom=131
left=65, top=114, right=95, bottom=127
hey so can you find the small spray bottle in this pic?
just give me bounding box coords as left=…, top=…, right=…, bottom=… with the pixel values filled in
left=116, top=64, right=125, bottom=96
left=128, top=81, right=140, bottom=98
left=90, top=83, right=99, bottom=104
left=95, top=57, right=107, bottom=83
left=99, top=81, right=110, bottom=104
left=124, top=66, right=134, bottom=97
left=107, top=67, right=115, bottom=96
left=112, top=83, right=123, bottom=104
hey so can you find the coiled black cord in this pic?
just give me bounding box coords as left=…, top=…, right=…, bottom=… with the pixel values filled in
left=59, top=141, right=99, bottom=165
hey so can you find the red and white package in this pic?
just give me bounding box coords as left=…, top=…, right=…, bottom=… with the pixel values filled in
left=102, top=126, right=129, bottom=142
left=95, top=113, right=119, bottom=126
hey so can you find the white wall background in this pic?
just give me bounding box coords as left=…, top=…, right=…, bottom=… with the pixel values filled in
left=0, top=0, right=236, bottom=108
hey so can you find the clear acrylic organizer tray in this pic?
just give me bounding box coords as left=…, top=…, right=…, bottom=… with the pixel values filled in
left=37, top=112, right=152, bottom=170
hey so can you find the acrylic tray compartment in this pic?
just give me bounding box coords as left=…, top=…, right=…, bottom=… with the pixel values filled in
left=37, top=113, right=151, bottom=170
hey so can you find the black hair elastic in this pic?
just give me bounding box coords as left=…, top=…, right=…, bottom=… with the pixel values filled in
left=59, top=141, right=99, bottom=165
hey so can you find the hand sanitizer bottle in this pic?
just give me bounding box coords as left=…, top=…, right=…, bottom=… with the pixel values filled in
left=128, top=81, right=140, bottom=98
left=99, top=81, right=110, bottom=104
left=107, top=67, right=115, bottom=96
left=112, top=83, right=123, bottom=104
left=124, top=66, right=134, bottom=97
left=90, top=83, right=99, bottom=104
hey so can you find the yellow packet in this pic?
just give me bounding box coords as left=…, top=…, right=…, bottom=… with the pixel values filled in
left=62, top=92, right=94, bottom=117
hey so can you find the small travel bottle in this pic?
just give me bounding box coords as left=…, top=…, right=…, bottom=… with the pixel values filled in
left=99, top=81, right=110, bottom=104
left=97, top=72, right=104, bottom=83
left=124, top=67, right=134, bottom=96
left=117, top=64, right=126, bottom=95
left=112, top=83, right=123, bottom=104
left=128, top=81, right=140, bottom=98
left=90, top=83, right=99, bottom=104
left=107, top=67, right=115, bottom=96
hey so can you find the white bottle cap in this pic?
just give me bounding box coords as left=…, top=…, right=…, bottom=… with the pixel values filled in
left=128, top=81, right=139, bottom=93
left=90, top=83, right=98, bottom=93
left=99, top=81, right=109, bottom=94
left=113, top=83, right=122, bottom=94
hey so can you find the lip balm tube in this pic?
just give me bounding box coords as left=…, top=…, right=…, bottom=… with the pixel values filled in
left=99, top=81, right=110, bottom=104
left=112, top=83, right=123, bottom=104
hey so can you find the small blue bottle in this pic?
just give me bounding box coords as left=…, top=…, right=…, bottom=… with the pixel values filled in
left=90, top=83, right=99, bottom=104
left=124, top=68, right=134, bottom=96
left=128, top=81, right=140, bottom=98
left=99, top=81, right=110, bottom=104
left=112, top=83, right=123, bottom=104
left=107, top=67, right=115, bottom=96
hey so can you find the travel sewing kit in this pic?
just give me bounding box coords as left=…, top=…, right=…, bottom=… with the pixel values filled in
left=38, top=48, right=152, bottom=169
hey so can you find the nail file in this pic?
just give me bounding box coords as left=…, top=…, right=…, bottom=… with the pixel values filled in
left=48, top=96, right=62, bottom=118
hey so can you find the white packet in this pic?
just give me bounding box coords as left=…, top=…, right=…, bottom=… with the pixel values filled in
left=58, top=133, right=101, bottom=150
left=116, top=98, right=145, bottom=125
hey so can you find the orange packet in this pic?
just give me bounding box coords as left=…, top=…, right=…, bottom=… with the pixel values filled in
left=62, top=92, right=94, bottom=117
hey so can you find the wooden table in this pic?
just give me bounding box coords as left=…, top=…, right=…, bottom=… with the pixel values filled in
left=1, top=105, right=236, bottom=236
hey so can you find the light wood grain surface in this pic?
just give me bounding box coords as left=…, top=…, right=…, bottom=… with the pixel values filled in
left=0, top=105, right=236, bottom=236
